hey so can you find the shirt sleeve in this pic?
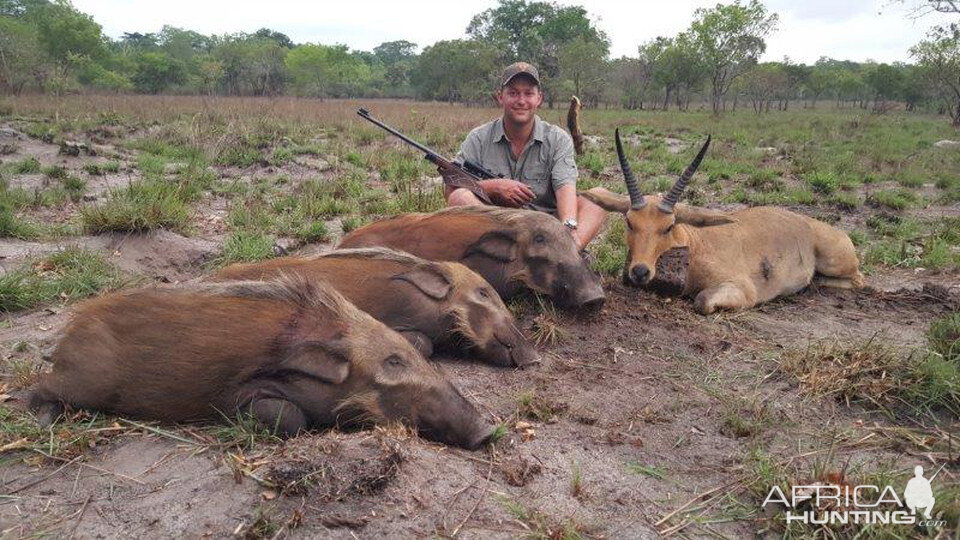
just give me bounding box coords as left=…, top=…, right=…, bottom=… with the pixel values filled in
left=455, top=128, right=483, bottom=166
left=551, top=130, right=578, bottom=190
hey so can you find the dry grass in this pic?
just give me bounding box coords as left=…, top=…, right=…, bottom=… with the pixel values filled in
left=779, top=337, right=960, bottom=417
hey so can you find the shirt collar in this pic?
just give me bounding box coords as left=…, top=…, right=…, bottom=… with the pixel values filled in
left=493, top=116, right=545, bottom=143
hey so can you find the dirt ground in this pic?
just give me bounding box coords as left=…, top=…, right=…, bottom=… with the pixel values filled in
left=0, top=121, right=958, bottom=539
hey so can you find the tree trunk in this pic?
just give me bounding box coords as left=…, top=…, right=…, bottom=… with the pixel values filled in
left=663, top=88, right=671, bottom=111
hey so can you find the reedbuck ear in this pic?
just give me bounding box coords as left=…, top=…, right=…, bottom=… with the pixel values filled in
left=283, top=340, right=351, bottom=384
left=674, top=204, right=736, bottom=227
left=579, top=187, right=630, bottom=213
left=392, top=265, right=452, bottom=300
left=465, top=230, right=518, bottom=262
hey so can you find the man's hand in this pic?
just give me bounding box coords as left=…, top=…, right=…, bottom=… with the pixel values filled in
left=479, top=179, right=534, bottom=207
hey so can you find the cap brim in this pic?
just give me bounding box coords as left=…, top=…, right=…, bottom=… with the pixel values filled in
left=501, top=72, right=540, bottom=88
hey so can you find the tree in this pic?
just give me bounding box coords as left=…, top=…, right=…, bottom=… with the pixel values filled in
left=253, top=28, right=294, bottom=49
left=132, top=51, right=186, bottom=93
left=374, top=40, right=417, bottom=89
left=641, top=34, right=704, bottom=111
left=912, top=25, right=960, bottom=125
left=412, top=39, right=498, bottom=103
left=120, top=32, right=158, bottom=51
left=741, top=62, right=787, bottom=112
left=864, top=63, right=904, bottom=111
left=467, top=0, right=609, bottom=106
left=29, top=0, right=106, bottom=80
left=558, top=37, right=606, bottom=105
left=286, top=44, right=371, bottom=98
left=609, top=56, right=651, bottom=109
left=159, top=26, right=211, bottom=60
left=212, top=34, right=287, bottom=95
left=804, top=61, right=836, bottom=108
left=688, top=0, right=778, bottom=114
left=0, top=15, right=47, bottom=93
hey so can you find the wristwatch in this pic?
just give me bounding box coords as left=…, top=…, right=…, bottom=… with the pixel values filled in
left=563, top=218, right=578, bottom=230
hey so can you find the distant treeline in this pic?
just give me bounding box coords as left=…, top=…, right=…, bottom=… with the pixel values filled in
left=1, top=0, right=958, bottom=123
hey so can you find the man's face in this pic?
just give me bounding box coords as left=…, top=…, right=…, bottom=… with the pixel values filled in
left=497, top=77, right=542, bottom=125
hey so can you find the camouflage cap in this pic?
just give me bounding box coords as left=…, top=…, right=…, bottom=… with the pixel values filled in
left=500, top=62, right=540, bottom=88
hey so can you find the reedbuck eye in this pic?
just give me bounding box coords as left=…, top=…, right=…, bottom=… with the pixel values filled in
left=478, top=288, right=490, bottom=299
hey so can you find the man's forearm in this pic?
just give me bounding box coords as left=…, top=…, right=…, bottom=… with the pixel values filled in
left=555, top=184, right=577, bottom=222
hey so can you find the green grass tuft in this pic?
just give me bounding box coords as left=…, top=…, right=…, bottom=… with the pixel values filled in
left=0, top=248, right=121, bottom=312
left=81, top=180, right=191, bottom=233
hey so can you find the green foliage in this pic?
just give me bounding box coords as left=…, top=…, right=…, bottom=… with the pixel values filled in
left=12, top=157, right=40, bottom=174
left=31, top=1, right=106, bottom=73
left=132, top=51, right=187, bottom=93
left=688, top=0, right=778, bottom=113
left=929, top=313, right=960, bottom=362
left=412, top=39, right=498, bottom=103
left=286, top=44, right=373, bottom=98
left=804, top=171, right=838, bottom=194
left=220, top=231, right=275, bottom=265
left=868, top=188, right=918, bottom=210
left=296, top=221, right=329, bottom=243
left=81, top=180, right=191, bottom=233
left=0, top=248, right=120, bottom=312
left=911, top=25, right=960, bottom=126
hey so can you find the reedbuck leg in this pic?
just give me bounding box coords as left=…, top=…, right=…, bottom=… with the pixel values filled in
left=248, top=398, right=308, bottom=437
left=693, top=281, right=756, bottom=314
left=810, top=220, right=865, bottom=288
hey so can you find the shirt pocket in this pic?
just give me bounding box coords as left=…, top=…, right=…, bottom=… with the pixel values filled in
left=522, top=150, right=550, bottom=186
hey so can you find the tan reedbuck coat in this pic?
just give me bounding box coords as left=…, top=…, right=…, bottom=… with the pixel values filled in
left=583, top=130, right=863, bottom=314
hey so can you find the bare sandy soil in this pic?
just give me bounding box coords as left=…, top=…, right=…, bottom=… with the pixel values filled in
left=0, top=121, right=957, bottom=539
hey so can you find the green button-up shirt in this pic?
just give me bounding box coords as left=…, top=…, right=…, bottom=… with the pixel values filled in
left=455, top=116, right=578, bottom=213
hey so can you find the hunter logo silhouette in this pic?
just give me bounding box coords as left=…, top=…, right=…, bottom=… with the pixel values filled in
left=904, top=464, right=943, bottom=520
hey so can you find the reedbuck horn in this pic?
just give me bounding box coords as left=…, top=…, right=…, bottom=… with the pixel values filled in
left=659, top=135, right=711, bottom=213
left=615, top=128, right=645, bottom=209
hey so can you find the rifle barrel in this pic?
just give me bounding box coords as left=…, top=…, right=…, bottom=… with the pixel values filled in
left=357, top=108, right=439, bottom=157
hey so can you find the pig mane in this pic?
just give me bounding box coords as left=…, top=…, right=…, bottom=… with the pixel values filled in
left=192, top=277, right=365, bottom=324
left=433, top=205, right=535, bottom=226
left=304, top=246, right=425, bottom=266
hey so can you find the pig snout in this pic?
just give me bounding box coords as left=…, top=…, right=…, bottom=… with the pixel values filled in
left=554, top=263, right=606, bottom=311
left=489, top=327, right=539, bottom=368
left=416, top=382, right=494, bottom=450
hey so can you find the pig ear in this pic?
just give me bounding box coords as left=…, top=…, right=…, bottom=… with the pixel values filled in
left=464, top=230, right=517, bottom=262
left=283, top=340, right=351, bottom=384
left=391, top=265, right=452, bottom=300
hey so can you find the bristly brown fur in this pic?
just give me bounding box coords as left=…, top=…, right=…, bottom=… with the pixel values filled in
left=567, top=96, right=584, bottom=155
left=305, top=246, right=424, bottom=265
left=186, top=277, right=368, bottom=326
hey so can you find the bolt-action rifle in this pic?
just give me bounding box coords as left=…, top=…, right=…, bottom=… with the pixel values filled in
left=356, top=108, right=494, bottom=205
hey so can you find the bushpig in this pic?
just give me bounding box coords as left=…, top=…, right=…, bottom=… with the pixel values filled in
left=339, top=206, right=605, bottom=310
left=29, top=278, right=494, bottom=449
left=214, top=247, right=538, bottom=367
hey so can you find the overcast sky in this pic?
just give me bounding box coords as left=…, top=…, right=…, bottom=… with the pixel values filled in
left=72, top=0, right=955, bottom=64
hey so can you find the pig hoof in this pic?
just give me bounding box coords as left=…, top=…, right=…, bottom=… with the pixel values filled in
left=249, top=398, right=308, bottom=438
left=34, top=402, right=65, bottom=428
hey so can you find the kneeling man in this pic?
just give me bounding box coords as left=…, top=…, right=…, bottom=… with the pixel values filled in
left=445, top=62, right=605, bottom=251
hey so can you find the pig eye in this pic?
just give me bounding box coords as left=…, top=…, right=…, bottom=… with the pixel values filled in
left=533, top=233, right=546, bottom=244
left=384, top=355, right=405, bottom=368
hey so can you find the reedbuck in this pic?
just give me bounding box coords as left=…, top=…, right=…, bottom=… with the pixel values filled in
left=582, top=130, right=864, bottom=314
